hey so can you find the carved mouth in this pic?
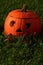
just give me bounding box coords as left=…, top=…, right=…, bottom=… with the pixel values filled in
left=16, top=29, right=22, bottom=32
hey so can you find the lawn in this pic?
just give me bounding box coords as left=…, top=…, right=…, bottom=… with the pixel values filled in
left=0, top=0, right=43, bottom=65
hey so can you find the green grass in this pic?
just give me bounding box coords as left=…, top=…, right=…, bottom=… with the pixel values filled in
left=0, top=34, right=43, bottom=65
left=0, top=0, right=43, bottom=65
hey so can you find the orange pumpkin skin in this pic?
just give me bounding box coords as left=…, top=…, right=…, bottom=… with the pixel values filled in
left=4, top=9, right=41, bottom=37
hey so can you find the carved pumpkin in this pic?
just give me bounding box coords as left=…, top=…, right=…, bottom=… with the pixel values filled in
left=4, top=4, right=41, bottom=37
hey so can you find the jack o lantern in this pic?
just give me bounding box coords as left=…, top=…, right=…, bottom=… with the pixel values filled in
left=4, top=4, right=41, bottom=37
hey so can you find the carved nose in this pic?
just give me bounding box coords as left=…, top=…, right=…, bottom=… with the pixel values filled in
left=16, top=29, right=22, bottom=32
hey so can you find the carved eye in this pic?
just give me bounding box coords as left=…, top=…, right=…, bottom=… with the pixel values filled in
left=10, top=21, right=15, bottom=26
left=26, top=23, right=31, bottom=28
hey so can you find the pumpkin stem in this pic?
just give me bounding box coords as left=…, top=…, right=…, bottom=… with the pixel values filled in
left=21, top=4, right=27, bottom=12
